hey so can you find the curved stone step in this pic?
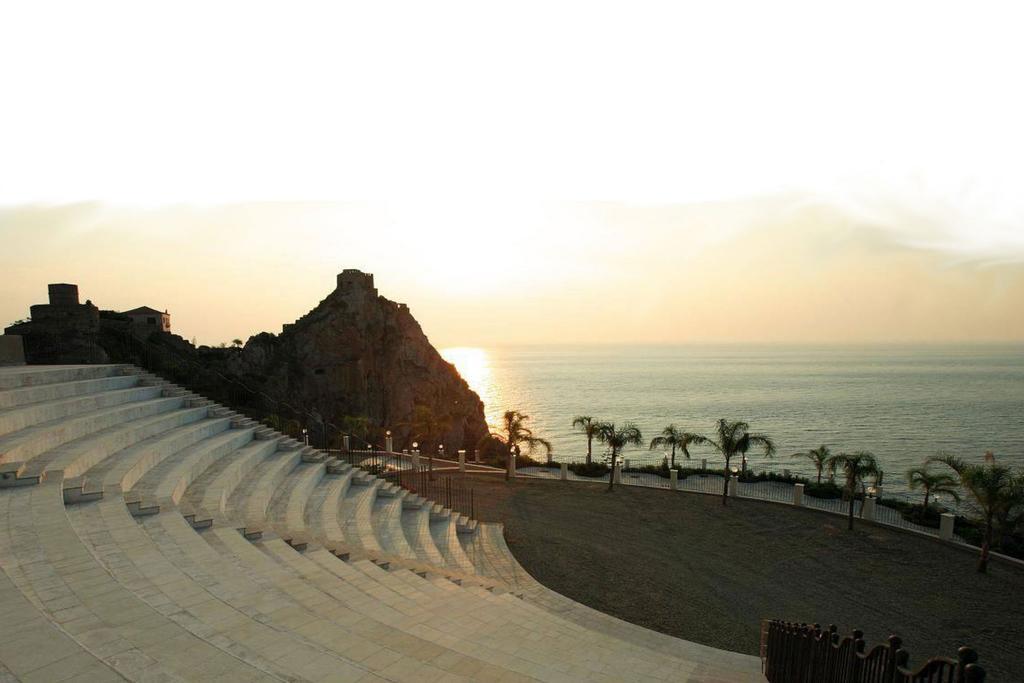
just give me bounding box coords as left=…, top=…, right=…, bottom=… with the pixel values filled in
left=0, top=556, right=124, bottom=682
left=0, top=372, right=138, bottom=411
left=84, top=415, right=229, bottom=496
left=372, top=493, right=417, bottom=561
left=429, top=515, right=477, bottom=575
left=265, top=460, right=327, bottom=539
left=0, top=364, right=127, bottom=392
left=0, top=395, right=185, bottom=469
left=68, top=496, right=327, bottom=681
left=0, top=479, right=277, bottom=682
left=183, top=436, right=281, bottom=521
left=0, top=383, right=163, bottom=438
left=3, top=404, right=208, bottom=491
left=129, top=425, right=254, bottom=509
left=224, top=447, right=303, bottom=530
left=339, top=478, right=383, bottom=552
left=263, top=542, right=558, bottom=682
left=307, top=468, right=354, bottom=548
left=402, top=504, right=446, bottom=566
left=328, top=554, right=697, bottom=681
left=204, top=528, right=466, bottom=681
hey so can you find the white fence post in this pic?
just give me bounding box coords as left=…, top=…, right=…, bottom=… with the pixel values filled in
left=670, top=469, right=678, bottom=491
left=940, top=513, right=955, bottom=541
left=863, top=497, right=876, bottom=522
left=343, top=435, right=350, bottom=451
left=458, top=449, right=466, bottom=472
left=560, top=463, right=568, bottom=481
left=510, top=454, right=516, bottom=478
left=793, top=483, right=804, bottom=506
left=474, top=449, right=480, bottom=463
left=728, top=475, right=738, bottom=497
left=385, top=434, right=393, bottom=453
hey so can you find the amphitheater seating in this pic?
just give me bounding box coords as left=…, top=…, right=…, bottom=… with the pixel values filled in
left=0, top=365, right=765, bottom=682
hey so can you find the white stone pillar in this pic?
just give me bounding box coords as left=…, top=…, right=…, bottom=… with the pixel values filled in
left=411, top=450, right=420, bottom=471
left=940, top=513, right=955, bottom=541
left=613, top=464, right=622, bottom=485
left=669, top=469, right=678, bottom=491
left=342, top=435, right=350, bottom=451
left=458, top=449, right=466, bottom=472
left=385, top=434, right=393, bottom=453
left=474, top=448, right=480, bottom=463
left=863, top=497, right=876, bottom=522
left=793, top=483, right=804, bottom=506
left=509, top=453, right=517, bottom=478
left=728, top=475, right=738, bottom=497
left=560, top=463, right=568, bottom=480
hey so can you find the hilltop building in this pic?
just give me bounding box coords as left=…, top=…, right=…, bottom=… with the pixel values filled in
left=123, top=306, right=171, bottom=333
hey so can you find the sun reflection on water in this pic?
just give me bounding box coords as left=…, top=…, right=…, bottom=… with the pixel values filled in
left=440, top=346, right=501, bottom=430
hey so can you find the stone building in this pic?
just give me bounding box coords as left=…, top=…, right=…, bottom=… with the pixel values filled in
left=3, top=283, right=107, bottom=363
left=123, top=306, right=171, bottom=333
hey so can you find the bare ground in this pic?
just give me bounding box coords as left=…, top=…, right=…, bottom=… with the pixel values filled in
left=466, top=474, right=1023, bottom=681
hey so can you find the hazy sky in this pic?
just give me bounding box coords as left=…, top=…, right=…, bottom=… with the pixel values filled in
left=1, top=3, right=1022, bottom=346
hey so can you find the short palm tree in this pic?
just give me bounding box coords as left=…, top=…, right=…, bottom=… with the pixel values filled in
left=929, top=454, right=1024, bottom=573
left=792, top=445, right=831, bottom=485
left=572, top=416, right=601, bottom=466
left=906, top=464, right=961, bottom=510
left=482, top=410, right=552, bottom=481
left=692, top=419, right=775, bottom=506
left=826, top=451, right=879, bottom=531
left=596, top=421, right=643, bottom=491
left=649, top=425, right=702, bottom=469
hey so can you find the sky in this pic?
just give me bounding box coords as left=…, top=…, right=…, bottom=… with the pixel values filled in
left=1, top=2, right=1023, bottom=346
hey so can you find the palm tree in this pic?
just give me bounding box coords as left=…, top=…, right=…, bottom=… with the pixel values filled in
left=906, top=464, right=961, bottom=510
left=929, top=454, right=1024, bottom=573
left=482, top=410, right=552, bottom=481
left=692, top=419, right=775, bottom=506
left=231, top=338, right=243, bottom=348
left=596, top=422, right=643, bottom=491
left=825, top=451, right=879, bottom=531
left=572, top=416, right=601, bottom=465
left=792, top=445, right=831, bottom=485
left=649, top=425, right=702, bottom=469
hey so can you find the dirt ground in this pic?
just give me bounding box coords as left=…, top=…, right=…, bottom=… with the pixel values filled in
left=466, top=474, right=1023, bottom=681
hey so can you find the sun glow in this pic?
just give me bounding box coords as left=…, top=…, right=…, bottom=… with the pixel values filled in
left=440, top=346, right=500, bottom=428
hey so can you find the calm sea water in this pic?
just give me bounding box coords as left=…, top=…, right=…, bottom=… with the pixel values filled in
left=440, top=345, right=1024, bottom=495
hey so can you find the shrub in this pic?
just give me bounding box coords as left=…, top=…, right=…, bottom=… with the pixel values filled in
left=623, top=461, right=671, bottom=479
left=568, top=462, right=610, bottom=478
left=804, top=481, right=844, bottom=499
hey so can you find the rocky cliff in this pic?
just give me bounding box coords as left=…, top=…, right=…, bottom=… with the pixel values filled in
left=5, top=273, right=489, bottom=451
left=223, top=270, right=488, bottom=450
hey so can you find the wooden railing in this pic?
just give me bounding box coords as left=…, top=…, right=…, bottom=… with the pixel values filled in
left=762, top=620, right=985, bottom=683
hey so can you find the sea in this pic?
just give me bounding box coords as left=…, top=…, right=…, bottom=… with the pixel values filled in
left=440, top=344, right=1024, bottom=496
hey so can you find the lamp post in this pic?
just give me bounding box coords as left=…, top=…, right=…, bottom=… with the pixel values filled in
left=412, top=442, right=420, bottom=473
left=302, top=428, right=308, bottom=447
left=385, top=429, right=393, bottom=454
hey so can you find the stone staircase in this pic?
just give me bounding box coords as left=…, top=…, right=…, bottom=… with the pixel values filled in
left=0, top=364, right=764, bottom=682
